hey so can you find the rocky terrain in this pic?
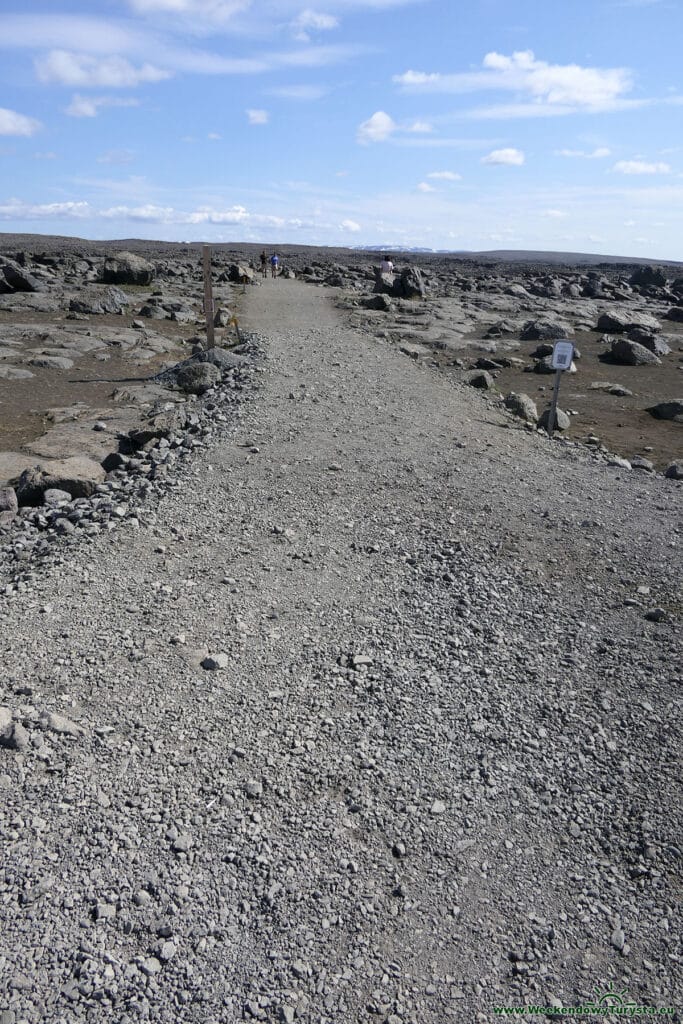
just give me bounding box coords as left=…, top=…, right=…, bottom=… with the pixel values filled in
left=0, top=237, right=681, bottom=1024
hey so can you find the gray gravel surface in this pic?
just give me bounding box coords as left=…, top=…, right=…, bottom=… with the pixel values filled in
left=0, top=280, right=681, bottom=1023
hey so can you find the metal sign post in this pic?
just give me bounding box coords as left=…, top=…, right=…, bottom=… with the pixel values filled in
left=546, top=340, right=574, bottom=438
left=202, top=245, right=215, bottom=350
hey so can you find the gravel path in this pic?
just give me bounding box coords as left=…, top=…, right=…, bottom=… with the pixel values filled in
left=0, top=280, right=681, bottom=1023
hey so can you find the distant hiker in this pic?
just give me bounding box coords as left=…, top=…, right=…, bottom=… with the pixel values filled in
left=259, top=250, right=268, bottom=276
left=270, top=253, right=279, bottom=278
left=379, top=255, right=394, bottom=275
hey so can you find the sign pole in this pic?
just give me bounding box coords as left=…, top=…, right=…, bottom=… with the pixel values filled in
left=547, top=369, right=562, bottom=438
left=546, top=339, right=574, bottom=438
left=202, top=245, right=215, bottom=350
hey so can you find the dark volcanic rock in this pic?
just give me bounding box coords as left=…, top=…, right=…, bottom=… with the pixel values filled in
left=175, top=362, right=221, bottom=394
left=0, top=257, right=42, bottom=293
left=630, top=266, right=667, bottom=288
left=520, top=320, right=572, bottom=342
left=609, top=338, right=662, bottom=366
left=664, top=306, right=683, bottom=322
left=15, top=457, right=106, bottom=506
left=395, top=266, right=427, bottom=299
left=69, top=286, right=130, bottom=315
left=102, top=251, right=155, bottom=286
left=647, top=400, right=683, bottom=423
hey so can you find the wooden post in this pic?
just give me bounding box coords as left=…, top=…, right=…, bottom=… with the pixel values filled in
left=202, top=245, right=215, bottom=350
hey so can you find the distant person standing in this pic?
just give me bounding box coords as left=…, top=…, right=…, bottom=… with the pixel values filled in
left=259, top=250, right=268, bottom=276
left=270, top=253, right=280, bottom=278
left=379, top=254, right=394, bottom=275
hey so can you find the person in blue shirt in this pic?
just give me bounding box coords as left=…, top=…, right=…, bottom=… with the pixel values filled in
left=270, top=253, right=280, bottom=278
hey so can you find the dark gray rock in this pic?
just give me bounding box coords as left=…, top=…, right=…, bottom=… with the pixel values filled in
left=647, top=400, right=683, bottom=422
left=597, top=310, right=661, bottom=332
left=664, top=461, right=683, bottom=479
left=521, top=320, right=572, bottom=342
left=664, top=305, right=683, bottom=322
left=102, top=251, right=155, bottom=286
left=193, top=347, right=248, bottom=371
left=176, top=362, right=221, bottom=395
left=0, top=257, right=42, bottom=293
left=362, top=294, right=393, bottom=311
left=463, top=370, right=494, bottom=389
left=627, top=328, right=671, bottom=357
left=395, top=266, right=427, bottom=299
left=630, top=266, right=667, bottom=288
left=609, top=339, right=661, bottom=366
left=69, top=286, right=129, bottom=315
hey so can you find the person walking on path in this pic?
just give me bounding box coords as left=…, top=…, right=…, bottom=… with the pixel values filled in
left=379, top=254, right=394, bottom=275
left=270, top=253, right=280, bottom=278
left=260, top=250, right=268, bottom=277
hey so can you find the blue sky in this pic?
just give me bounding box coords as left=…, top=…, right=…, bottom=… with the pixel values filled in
left=0, top=0, right=682, bottom=258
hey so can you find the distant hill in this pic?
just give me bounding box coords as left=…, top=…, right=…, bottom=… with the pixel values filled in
left=0, top=232, right=681, bottom=268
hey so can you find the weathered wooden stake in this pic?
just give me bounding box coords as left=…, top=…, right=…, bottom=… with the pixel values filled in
left=202, top=245, right=215, bottom=350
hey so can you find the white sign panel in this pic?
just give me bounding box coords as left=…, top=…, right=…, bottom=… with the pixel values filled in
left=551, top=340, right=574, bottom=371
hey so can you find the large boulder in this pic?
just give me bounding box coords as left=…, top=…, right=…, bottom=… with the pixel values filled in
left=627, top=327, right=671, bottom=357
left=128, top=403, right=188, bottom=447
left=193, top=347, right=247, bottom=371
left=394, top=266, right=427, bottom=299
left=647, top=400, right=683, bottom=423
left=175, top=362, right=221, bottom=394
left=102, top=251, right=155, bottom=286
left=14, top=457, right=106, bottom=506
left=228, top=264, right=254, bottom=283
left=373, top=271, right=395, bottom=295
left=69, top=286, right=129, bottom=315
left=504, top=392, right=538, bottom=423
left=597, top=310, right=661, bottom=333
left=664, top=306, right=683, bottom=323
left=521, top=320, right=572, bottom=342
left=0, top=257, right=42, bottom=294
left=538, top=407, right=570, bottom=432
left=609, top=338, right=661, bottom=366
left=629, top=266, right=667, bottom=288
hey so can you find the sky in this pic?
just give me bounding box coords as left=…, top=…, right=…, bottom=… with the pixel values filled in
left=0, top=0, right=682, bottom=258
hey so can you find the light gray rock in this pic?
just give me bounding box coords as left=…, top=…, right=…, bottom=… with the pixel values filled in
left=0, top=488, right=18, bottom=513
left=597, top=310, right=661, bottom=332
left=28, top=355, right=75, bottom=370
left=15, top=457, right=106, bottom=506
left=504, top=392, right=538, bottom=423
left=610, top=338, right=661, bottom=366
left=538, top=407, right=570, bottom=432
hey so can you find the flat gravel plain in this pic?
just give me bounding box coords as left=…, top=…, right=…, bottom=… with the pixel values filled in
left=0, top=280, right=681, bottom=1023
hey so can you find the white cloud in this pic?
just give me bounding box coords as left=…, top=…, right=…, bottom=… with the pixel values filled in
left=292, top=9, right=339, bottom=41
left=417, top=181, right=435, bottom=192
left=394, top=51, right=633, bottom=113
left=408, top=120, right=433, bottom=133
left=0, top=198, right=92, bottom=219
left=65, top=94, right=140, bottom=117
left=97, top=148, right=135, bottom=164
left=556, top=146, right=611, bottom=158
left=267, top=84, right=327, bottom=100
left=357, top=110, right=396, bottom=143
left=427, top=170, right=461, bottom=180
left=207, top=131, right=222, bottom=139
left=246, top=108, right=269, bottom=124
left=36, top=50, right=170, bottom=88
left=126, top=0, right=250, bottom=22
left=543, top=209, right=568, bottom=218
left=340, top=218, right=360, bottom=231
left=482, top=147, right=524, bottom=166
left=0, top=107, right=41, bottom=136
left=613, top=159, right=671, bottom=174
